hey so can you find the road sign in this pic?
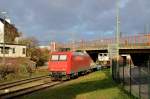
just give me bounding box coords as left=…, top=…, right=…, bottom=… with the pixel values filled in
left=108, top=44, right=119, bottom=59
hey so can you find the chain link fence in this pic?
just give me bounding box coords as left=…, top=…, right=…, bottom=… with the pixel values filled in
left=112, top=56, right=150, bottom=99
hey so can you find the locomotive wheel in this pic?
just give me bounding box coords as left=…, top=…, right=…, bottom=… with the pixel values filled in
left=70, top=74, right=74, bottom=79
left=66, top=75, right=71, bottom=80
left=73, top=73, right=78, bottom=79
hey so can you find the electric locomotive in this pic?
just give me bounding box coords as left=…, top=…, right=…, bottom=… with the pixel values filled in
left=48, top=51, right=92, bottom=80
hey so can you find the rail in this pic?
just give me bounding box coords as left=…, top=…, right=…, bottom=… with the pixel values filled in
left=0, top=81, right=62, bottom=99
left=0, top=75, right=51, bottom=98
left=0, top=75, right=49, bottom=90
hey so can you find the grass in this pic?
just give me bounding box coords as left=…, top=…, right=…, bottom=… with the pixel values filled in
left=20, top=69, right=135, bottom=99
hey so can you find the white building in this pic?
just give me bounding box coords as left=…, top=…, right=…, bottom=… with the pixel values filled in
left=0, top=17, right=26, bottom=57
left=0, top=19, right=4, bottom=43
left=0, top=43, right=26, bottom=57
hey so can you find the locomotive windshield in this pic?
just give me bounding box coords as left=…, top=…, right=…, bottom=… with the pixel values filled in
left=51, top=55, right=67, bottom=61
left=59, top=55, right=67, bottom=61
left=51, top=55, right=59, bottom=61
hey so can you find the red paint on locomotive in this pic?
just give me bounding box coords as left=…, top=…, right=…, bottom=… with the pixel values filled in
left=48, top=51, right=92, bottom=80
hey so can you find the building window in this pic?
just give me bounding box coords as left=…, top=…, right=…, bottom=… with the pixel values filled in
left=1, top=48, right=9, bottom=54
left=13, top=48, right=15, bottom=53
left=22, top=48, right=26, bottom=54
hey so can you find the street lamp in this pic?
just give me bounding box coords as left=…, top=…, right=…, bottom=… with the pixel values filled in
left=0, top=11, right=7, bottom=65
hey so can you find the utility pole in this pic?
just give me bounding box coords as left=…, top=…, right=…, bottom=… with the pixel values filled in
left=0, top=11, right=7, bottom=66
left=116, top=0, right=120, bottom=51
left=116, top=0, right=120, bottom=81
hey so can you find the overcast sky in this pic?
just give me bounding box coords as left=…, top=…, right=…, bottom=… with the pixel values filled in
left=0, top=0, right=150, bottom=44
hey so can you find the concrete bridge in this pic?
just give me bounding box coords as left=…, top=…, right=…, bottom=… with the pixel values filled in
left=56, top=34, right=150, bottom=66
left=61, top=34, right=150, bottom=51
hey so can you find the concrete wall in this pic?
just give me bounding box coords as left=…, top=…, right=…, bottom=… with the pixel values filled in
left=0, top=44, right=26, bottom=57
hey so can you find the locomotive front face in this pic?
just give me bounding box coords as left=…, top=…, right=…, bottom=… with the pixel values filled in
left=48, top=53, right=71, bottom=79
left=49, top=54, right=68, bottom=71
left=48, top=52, right=72, bottom=80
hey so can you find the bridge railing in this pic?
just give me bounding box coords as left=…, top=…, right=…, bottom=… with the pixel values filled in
left=59, top=34, right=150, bottom=50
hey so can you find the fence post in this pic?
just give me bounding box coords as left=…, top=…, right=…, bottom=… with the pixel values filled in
left=112, top=59, right=115, bottom=80
left=139, top=65, right=141, bottom=99
left=123, top=59, right=124, bottom=86
left=129, top=59, right=132, bottom=97
left=148, top=57, right=150, bottom=99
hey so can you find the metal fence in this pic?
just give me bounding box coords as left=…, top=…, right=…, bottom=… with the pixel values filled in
left=112, top=56, right=150, bottom=99
left=59, top=34, right=150, bottom=50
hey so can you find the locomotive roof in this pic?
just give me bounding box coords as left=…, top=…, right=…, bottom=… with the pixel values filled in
left=51, top=51, right=88, bottom=56
left=51, top=51, right=72, bottom=54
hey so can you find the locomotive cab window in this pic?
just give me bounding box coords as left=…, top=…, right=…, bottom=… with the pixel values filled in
left=99, top=54, right=102, bottom=56
left=51, top=55, right=59, bottom=61
left=104, top=54, right=107, bottom=56
left=51, top=55, right=67, bottom=61
left=59, top=55, right=67, bottom=61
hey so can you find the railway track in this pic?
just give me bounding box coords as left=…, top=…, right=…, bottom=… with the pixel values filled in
left=0, top=75, right=60, bottom=99
left=0, top=81, right=61, bottom=99
left=0, top=75, right=49, bottom=90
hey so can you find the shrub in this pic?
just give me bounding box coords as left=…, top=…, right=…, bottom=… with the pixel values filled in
left=0, top=63, right=19, bottom=79
left=24, top=61, right=36, bottom=77
left=0, top=58, right=36, bottom=80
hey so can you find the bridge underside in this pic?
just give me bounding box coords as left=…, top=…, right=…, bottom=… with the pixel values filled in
left=85, top=49, right=150, bottom=66
left=120, top=49, right=150, bottom=54
left=130, top=53, right=150, bottom=66
left=86, top=50, right=108, bottom=62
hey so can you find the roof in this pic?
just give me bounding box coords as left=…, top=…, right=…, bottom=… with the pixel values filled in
left=0, top=43, right=26, bottom=46
left=0, top=18, right=9, bottom=24
left=51, top=51, right=72, bottom=55
left=0, top=18, right=17, bottom=31
left=50, top=51, right=88, bottom=56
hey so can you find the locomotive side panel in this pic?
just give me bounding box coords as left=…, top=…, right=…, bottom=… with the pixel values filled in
left=71, top=53, right=91, bottom=74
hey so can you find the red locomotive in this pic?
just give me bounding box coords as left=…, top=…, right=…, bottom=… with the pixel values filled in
left=48, top=51, right=92, bottom=80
